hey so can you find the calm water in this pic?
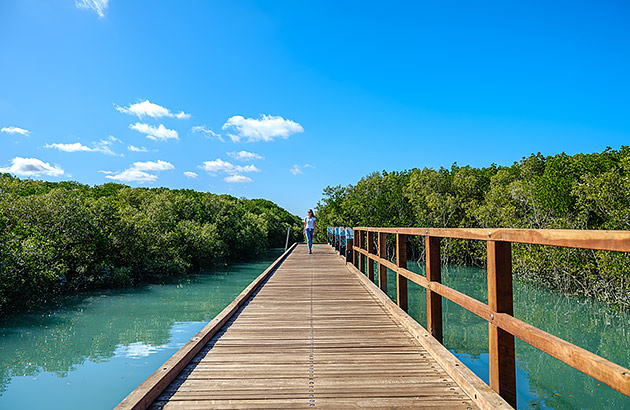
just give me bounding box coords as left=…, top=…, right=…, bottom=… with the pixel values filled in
left=1, top=250, right=628, bottom=409
left=372, top=259, right=630, bottom=409
left=0, top=249, right=283, bottom=410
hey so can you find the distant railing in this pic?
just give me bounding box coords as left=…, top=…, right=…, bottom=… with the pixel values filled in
left=328, top=226, right=630, bottom=408
left=327, top=227, right=354, bottom=263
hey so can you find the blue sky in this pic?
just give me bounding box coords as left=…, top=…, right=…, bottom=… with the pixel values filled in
left=1, top=0, right=629, bottom=216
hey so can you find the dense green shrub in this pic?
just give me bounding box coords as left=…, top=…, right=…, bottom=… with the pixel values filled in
left=315, top=146, right=630, bottom=309
left=0, top=175, right=302, bottom=314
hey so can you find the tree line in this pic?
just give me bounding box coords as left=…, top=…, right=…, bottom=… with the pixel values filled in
left=314, top=146, right=630, bottom=309
left=0, top=175, right=303, bottom=314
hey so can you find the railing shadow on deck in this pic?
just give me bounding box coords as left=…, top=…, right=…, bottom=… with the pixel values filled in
left=327, top=226, right=630, bottom=408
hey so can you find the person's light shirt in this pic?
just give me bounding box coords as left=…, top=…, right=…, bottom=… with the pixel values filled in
left=305, top=217, right=316, bottom=229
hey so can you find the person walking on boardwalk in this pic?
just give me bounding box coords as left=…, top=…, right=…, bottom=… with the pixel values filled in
left=304, top=209, right=316, bottom=254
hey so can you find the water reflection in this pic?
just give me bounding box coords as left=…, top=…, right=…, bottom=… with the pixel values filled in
left=0, top=250, right=282, bottom=409
left=376, top=261, right=630, bottom=409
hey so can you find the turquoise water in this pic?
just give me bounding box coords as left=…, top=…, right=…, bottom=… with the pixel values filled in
left=0, top=249, right=283, bottom=410
left=1, top=249, right=628, bottom=409
left=368, top=256, right=630, bottom=409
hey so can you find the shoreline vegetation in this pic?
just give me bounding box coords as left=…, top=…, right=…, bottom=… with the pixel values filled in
left=314, top=146, right=630, bottom=310
left=0, top=175, right=303, bottom=315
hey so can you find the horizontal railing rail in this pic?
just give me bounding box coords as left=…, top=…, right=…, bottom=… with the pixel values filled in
left=332, top=226, right=630, bottom=408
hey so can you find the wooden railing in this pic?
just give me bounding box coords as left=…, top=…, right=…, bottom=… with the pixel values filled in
left=333, top=227, right=630, bottom=408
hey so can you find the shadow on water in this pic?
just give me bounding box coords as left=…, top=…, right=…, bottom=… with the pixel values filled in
left=375, top=260, right=630, bottom=409
left=0, top=249, right=283, bottom=410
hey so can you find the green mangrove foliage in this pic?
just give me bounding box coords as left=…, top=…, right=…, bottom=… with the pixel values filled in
left=315, top=146, right=630, bottom=308
left=0, top=175, right=303, bottom=314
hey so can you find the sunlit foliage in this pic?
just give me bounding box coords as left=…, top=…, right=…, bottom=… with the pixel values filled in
left=315, top=147, right=630, bottom=308
left=0, top=176, right=302, bottom=314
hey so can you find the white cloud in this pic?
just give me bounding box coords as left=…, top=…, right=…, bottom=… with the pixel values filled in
left=103, top=160, right=174, bottom=184
left=45, top=136, right=120, bottom=156
left=227, top=150, right=264, bottom=161
left=183, top=171, right=198, bottom=179
left=93, top=136, right=119, bottom=155
left=199, top=159, right=260, bottom=175
left=131, top=160, right=174, bottom=172
left=104, top=169, right=157, bottom=183
left=128, top=145, right=148, bottom=152
left=1, top=126, right=31, bottom=136
left=115, top=100, right=190, bottom=119
left=75, top=0, right=109, bottom=18
left=46, top=142, right=93, bottom=152
left=199, top=158, right=233, bottom=174
left=191, top=125, right=224, bottom=142
left=130, top=123, right=179, bottom=141
left=0, top=157, right=64, bottom=177
left=224, top=174, right=252, bottom=184
left=237, top=164, right=260, bottom=173
left=290, top=164, right=314, bottom=175
left=222, top=114, right=304, bottom=143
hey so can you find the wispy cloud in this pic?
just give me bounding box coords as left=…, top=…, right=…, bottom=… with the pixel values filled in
left=46, top=142, right=93, bottom=152
left=102, top=160, right=174, bottom=183
left=0, top=157, right=64, bottom=177
left=128, top=145, right=148, bottom=152
left=75, top=0, right=109, bottom=18
left=130, top=123, right=178, bottom=141
left=222, top=114, right=304, bottom=143
left=115, top=100, right=190, bottom=119
left=191, top=125, right=224, bottom=142
left=131, top=160, right=174, bottom=172
left=227, top=150, right=264, bottom=161
left=183, top=171, right=198, bottom=179
left=1, top=126, right=31, bottom=136
left=45, top=136, right=120, bottom=155
left=290, top=164, right=314, bottom=175
left=224, top=175, right=252, bottom=184
left=199, top=159, right=260, bottom=175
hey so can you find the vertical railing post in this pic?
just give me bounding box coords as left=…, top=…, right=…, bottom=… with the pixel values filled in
left=378, top=232, right=387, bottom=293
left=487, top=241, right=517, bottom=408
left=396, top=233, right=408, bottom=312
left=367, top=231, right=375, bottom=282
left=359, top=231, right=366, bottom=273
left=346, top=231, right=353, bottom=264
left=353, top=229, right=359, bottom=269
left=426, top=236, right=443, bottom=343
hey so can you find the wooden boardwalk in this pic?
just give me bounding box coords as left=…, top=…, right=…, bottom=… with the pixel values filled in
left=146, top=244, right=481, bottom=409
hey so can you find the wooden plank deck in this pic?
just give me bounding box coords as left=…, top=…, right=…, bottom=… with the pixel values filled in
left=148, top=244, right=480, bottom=409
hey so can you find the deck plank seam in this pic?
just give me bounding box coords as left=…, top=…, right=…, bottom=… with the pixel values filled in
left=151, top=261, right=285, bottom=410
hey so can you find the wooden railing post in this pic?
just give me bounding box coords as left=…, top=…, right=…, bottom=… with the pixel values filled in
left=352, top=228, right=361, bottom=269
left=378, top=232, right=387, bottom=293
left=359, top=231, right=366, bottom=274
left=346, top=237, right=353, bottom=263
left=487, top=240, right=517, bottom=408
left=426, top=236, right=443, bottom=343
left=367, top=231, right=375, bottom=282
left=396, top=233, right=408, bottom=312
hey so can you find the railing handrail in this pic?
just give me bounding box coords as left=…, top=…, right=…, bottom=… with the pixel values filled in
left=353, top=226, right=630, bottom=252
left=340, top=226, right=630, bottom=408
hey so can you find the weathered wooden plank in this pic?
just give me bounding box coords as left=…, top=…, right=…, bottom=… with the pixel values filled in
left=114, top=243, right=298, bottom=410
left=144, top=244, right=487, bottom=410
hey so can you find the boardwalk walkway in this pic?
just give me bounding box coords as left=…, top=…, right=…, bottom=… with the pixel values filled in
left=149, top=244, right=477, bottom=409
